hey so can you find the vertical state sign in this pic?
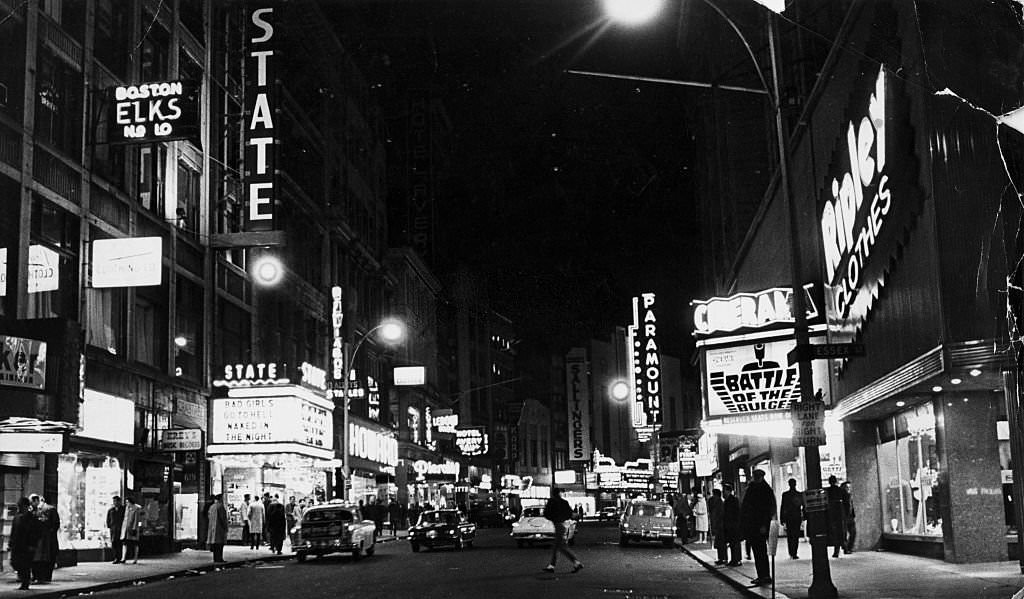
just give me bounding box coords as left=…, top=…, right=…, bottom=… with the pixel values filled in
left=245, top=7, right=277, bottom=231
left=565, top=348, right=592, bottom=461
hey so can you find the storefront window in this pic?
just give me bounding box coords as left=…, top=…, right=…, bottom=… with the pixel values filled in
left=57, top=453, right=123, bottom=550
left=877, top=402, right=941, bottom=536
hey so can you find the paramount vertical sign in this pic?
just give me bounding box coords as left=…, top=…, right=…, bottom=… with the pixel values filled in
left=565, top=348, right=592, bottom=462
left=628, top=293, right=662, bottom=428
left=245, top=7, right=278, bottom=230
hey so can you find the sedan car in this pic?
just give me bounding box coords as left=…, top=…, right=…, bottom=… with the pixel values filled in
left=598, top=506, right=620, bottom=521
left=510, top=506, right=577, bottom=547
left=293, top=502, right=376, bottom=562
left=408, top=509, right=477, bottom=552
left=619, top=500, right=676, bottom=547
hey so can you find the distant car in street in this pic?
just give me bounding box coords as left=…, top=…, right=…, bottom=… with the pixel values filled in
left=408, top=509, right=477, bottom=552
left=619, top=500, right=675, bottom=547
left=598, top=506, right=620, bottom=521
left=511, top=506, right=577, bottom=548
left=292, top=502, right=376, bottom=562
left=469, top=503, right=508, bottom=528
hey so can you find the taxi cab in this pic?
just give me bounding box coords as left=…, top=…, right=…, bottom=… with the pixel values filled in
left=292, top=502, right=377, bottom=562
left=408, top=509, right=476, bottom=552
left=618, top=500, right=676, bottom=547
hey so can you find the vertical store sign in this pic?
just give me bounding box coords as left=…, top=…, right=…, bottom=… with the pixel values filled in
left=628, top=293, right=662, bottom=428
left=565, top=348, right=592, bottom=461
left=330, top=286, right=344, bottom=398
left=246, top=7, right=277, bottom=230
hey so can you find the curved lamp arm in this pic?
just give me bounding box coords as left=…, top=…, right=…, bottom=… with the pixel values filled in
left=699, top=0, right=776, bottom=110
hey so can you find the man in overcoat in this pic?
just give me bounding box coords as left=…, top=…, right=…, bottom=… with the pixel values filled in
left=9, top=497, right=39, bottom=590
left=106, top=495, right=125, bottom=563
left=207, top=494, right=228, bottom=563
left=30, top=493, right=60, bottom=582
left=740, top=470, right=777, bottom=586
left=722, top=483, right=743, bottom=567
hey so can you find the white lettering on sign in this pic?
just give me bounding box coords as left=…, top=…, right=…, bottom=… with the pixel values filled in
left=246, top=7, right=277, bottom=228
left=412, top=459, right=459, bottom=477
left=434, top=412, right=459, bottom=435
left=628, top=293, right=662, bottom=427
left=348, top=423, right=398, bottom=466
left=455, top=427, right=489, bottom=456
left=211, top=394, right=332, bottom=451
left=221, top=362, right=279, bottom=383
left=110, top=81, right=196, bottom=142
left=565, top=348, right=592, bottom=461
left=708, top=342, right=799, bottom=414
left=330, top=286, right=344, bottom=395
left=691, top=283, right=819, bottom=336
left=820, top=67, right=889, bottom=319
left=300, top=361, right=327, bottom=391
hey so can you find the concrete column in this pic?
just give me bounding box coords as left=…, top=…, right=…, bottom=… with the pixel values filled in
left=936, top=392, right=1006, bottom=563
left=843, top=418, right=882, bottom=551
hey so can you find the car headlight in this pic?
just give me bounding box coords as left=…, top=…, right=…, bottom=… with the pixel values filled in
left=511, top=522, right=519, bottom=528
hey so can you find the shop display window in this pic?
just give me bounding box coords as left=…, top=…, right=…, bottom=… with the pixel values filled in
left=876, top=402, right=941, bottom=536
left=57, top=453, right=123, bottom=550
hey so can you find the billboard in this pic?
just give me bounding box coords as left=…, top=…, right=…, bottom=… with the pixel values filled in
left=704, top=339, right=831, bottom=418
left=565, top=348, right=592, bottom=461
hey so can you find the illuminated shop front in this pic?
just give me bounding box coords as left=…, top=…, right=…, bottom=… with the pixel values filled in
left=404, top=458, right=459, bottom=509
left=347, top=415, right=398, bottom=503
left=209, top=363, right=337, bottom=541
left=698, top=1, right=1021, bottom=564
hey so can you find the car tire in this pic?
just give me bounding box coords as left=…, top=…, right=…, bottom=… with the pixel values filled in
left=456, top=536, right=465, bottom=550
left=620, top=535, right=629, bottom=546
left=352, top=543, right=362, bottom=560
left=296, top=551, right=307, bottom=563
left=366, top=543, right=376, bottom=556
left=411, top=542, right=421, bottom=553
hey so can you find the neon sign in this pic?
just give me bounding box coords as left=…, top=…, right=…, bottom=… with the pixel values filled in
left=628, top=293, right=662, bottom=427
left=108, top=80, right=199, bottom=144
left=692, top=284, right=818, bottom=336
left=245, top=8, right=277, bottom=230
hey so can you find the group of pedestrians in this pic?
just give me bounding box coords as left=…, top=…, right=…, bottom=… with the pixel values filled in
left=236, top=493, right=290, bottom=555
left=104, top=494, right=145, bottom=567
left=705, top=471, right=857, bottom=587
left=7, top=494, right=61, bottom=591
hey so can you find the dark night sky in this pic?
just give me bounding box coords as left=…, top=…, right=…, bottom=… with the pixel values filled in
left=331, top=0, right=721, bottom=362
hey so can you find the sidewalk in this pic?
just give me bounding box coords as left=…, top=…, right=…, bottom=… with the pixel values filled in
left=682, top=540, right=1024, bottom=599
left=0, top=532, right=407, bottom=599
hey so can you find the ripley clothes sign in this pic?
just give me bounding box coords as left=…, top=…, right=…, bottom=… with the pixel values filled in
left=818, top=65, right=921, bottom=342
left=704, top=339, right=830, bottom=418
left=107, top=80, right=200, bottom=144
left=565, top=348, right=592, bottom=461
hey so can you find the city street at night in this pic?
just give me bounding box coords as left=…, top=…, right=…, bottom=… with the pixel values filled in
left=95, top=524, right=739, bottom=599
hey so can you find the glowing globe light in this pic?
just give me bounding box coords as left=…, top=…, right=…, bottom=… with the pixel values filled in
left=379, top=320, right=405, bottom=343
left=603, top=0, right=665, bottom=26
left=252, top=254, right=284, bottom=287
left=610, top=380, right=631, bottom=402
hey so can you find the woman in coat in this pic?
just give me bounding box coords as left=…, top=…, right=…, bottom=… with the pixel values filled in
left=207, top=494, right=228, bottom=563
left=120, top=495, right=143, bottom=564
left=9, top=497, right=39, bottom=590
left=692, top=490, right=710, bottom=543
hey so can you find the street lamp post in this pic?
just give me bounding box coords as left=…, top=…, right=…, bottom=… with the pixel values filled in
left=602, top=1, right=836, bottom=596
left=340, top=320, right=405, bottom=503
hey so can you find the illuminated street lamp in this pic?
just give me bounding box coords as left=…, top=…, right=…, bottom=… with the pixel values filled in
left=605, top=2, right=835, bottom=596
left=610, top=379, right=631, bottom=402
left=341, top=318, right=406, bottom=502
left=602, top=0, right=665, bottom=26
left=251, top=253, right=284, bottom=287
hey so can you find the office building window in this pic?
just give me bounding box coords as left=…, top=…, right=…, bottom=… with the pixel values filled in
left=94, top=0, right=131, bottom=78
left=138, top=146, right=166, bottom=216
left=35, top=49, right=81, bottom=157
left=176, top=161, right=200, bottom=237
left=139, top=22, right=169, bottom=82
left=85, top=286, right=126, bottom=355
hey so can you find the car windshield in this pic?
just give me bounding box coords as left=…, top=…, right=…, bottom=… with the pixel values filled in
left=303, top=508, right=353, bottom=522
left=629, top=504, right=672, bottom=518
left=522, top=507, right=543, bottom=518
left=419, top=512, right=458, bottom=525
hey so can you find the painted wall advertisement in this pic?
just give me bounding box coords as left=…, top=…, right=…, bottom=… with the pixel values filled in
left=565, top=348, right=592, bottom=461
left=704, top=339, right=831, bottom=419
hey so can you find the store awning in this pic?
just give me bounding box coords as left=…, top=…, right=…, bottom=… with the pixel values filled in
left=0, top=417, right=76, bottom=454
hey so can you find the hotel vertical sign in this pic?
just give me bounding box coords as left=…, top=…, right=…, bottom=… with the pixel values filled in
left=565, top=348, right=592, bottom=462
left=628, top=293, right=662, bottom=429
left=246, top=7, right=277, bottom=231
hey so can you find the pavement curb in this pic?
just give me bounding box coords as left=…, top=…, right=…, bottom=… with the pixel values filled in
left=679, top=544, right=794, bottom=599
left=18, top=536, right=406, bottom=599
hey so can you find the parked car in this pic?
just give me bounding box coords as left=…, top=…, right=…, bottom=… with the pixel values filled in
left=408, top=509, right=477, bottom=552
left=293, top=502, right=376, bottom=562
left=510, top=506, right=577, bottom=548
left=598, top=506, right=620, bottom=521
left=619, top=500, right=676, bottom=547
